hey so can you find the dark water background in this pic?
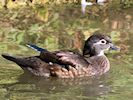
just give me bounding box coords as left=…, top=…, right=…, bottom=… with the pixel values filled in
left=0, top=2, right=133, bottom=100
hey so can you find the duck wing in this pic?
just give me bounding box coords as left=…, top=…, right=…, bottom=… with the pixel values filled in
left=27, top=44, right=90, bottom=68
left=27, top=44, right=62, bottom=64
left=56, top=51, right=90, bottom=68
left=39, top=50, right=91, bottom=68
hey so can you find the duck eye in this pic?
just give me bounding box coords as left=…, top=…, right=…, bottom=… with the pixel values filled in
left=100, top=39, right=107, bottom=44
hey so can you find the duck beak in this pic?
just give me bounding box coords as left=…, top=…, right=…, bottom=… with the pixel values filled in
left=109, top=43, right=120, bottom=51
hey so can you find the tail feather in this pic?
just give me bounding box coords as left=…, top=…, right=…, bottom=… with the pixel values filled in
left=2, top=54, right=17, bottom=62
left=27, top=44, right=47, bottom=52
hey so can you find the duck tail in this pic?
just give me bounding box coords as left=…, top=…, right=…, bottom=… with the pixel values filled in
left=27, top=44, right=47, bottom=52
left=2, top=54, right=17, bottom=62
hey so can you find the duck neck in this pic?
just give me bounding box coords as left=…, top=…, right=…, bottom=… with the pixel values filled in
left=89, top=48, right=105, bottom=57
left=96, top=50, right=104, bottom=56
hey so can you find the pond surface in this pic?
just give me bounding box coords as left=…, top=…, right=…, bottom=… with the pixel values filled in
left=0, top=3, right=133, bottom=100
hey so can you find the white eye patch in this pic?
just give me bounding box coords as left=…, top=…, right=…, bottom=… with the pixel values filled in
left=100, top=39, right=107, bottom=44
left=94, top=39, right=107, bottom=45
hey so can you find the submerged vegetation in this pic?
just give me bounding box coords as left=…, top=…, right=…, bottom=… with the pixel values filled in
left=0, top=0, right=133, bottom=52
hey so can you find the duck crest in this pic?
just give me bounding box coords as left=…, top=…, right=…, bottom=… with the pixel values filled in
left=1, top=34, right=119, bottom=78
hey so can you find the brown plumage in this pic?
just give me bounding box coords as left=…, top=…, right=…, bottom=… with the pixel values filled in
left=1, top=33, right=119, bottom=78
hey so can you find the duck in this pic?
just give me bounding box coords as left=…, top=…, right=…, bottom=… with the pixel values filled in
left=1, top=33, right=119, bottom=78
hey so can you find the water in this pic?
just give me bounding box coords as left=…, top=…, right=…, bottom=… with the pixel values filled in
left=0, top=3, right=133, bottom=100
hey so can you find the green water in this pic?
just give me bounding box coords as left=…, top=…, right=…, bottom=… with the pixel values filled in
left=0, top=3, right=133, bottom=100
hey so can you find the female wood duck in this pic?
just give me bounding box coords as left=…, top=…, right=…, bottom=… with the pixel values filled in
left=2, top=34, right=119, bottom=78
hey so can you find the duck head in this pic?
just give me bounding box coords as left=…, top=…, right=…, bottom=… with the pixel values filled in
left=83, top=34, right=119, bottom=56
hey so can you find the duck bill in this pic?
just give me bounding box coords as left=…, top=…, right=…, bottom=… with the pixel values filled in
left=109, top=43, right=120, bottom=51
